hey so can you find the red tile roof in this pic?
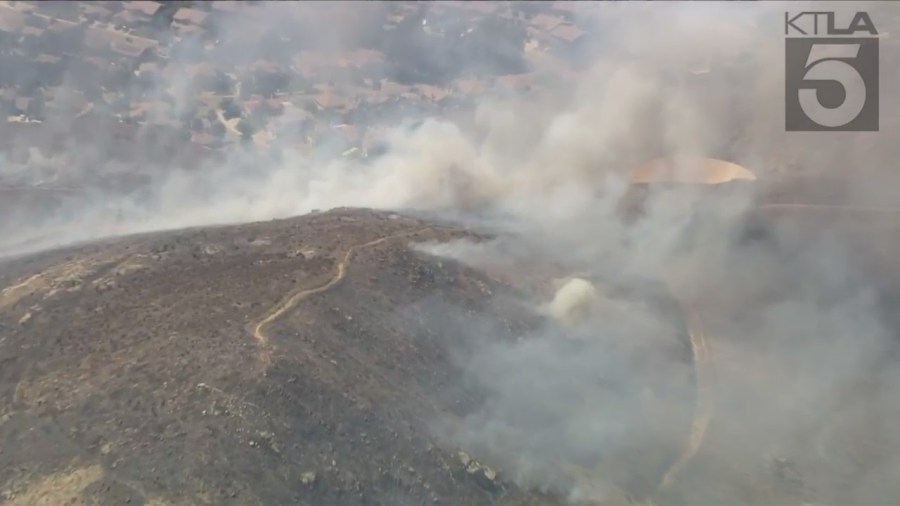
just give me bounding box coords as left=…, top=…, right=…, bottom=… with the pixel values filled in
left=0, top=8, right=24, bottom=33
left=123, top=1, right=162, bottom=17
left=313, top=91, right=352, bottom=110
left=551, top=23, right=585, bottom=43
left=173, top=7, right=209, bottom=25
left=530, top=14, right=564, bottom=32
left=461, top=2, right=498, bottom=15
left=338, top=48, right=386, bottom=68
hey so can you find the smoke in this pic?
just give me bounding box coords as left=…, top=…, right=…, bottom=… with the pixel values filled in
left=3, top=1, right=900, bottom=504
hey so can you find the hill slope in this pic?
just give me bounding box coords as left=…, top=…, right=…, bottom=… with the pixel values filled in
left=0, top=209, right=512, bottom=505
left=0, top=208, right=700, bottom=506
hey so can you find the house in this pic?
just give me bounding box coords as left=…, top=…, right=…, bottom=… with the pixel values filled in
left=252, top=128, right=275, bottom=149
left=111, top=8, right=142, bottom=28
left=251, top=59, right=282, bottom=74
left=182, top=61, right=220, bottom=91
left=211, top=2, right=243, bottom=13
left=123, top=1, right=162, bottom=17
left=550, top=23, right=586, bottom=45
left=551, top=2, right=581, bottom=14
left=122, top=0, right=172, bottom=30
left=100, top=1, right=125, bottom=13
left=459, top=1, right=498, bottom=16
left=84, top=25, right=158, bottom=62
left=280, top=101, right=308, bottom=118
left=83, top=25, right=117, bottom=50
left=265, top=97, right=284, bottom=115
left=173, top=7, right=209, bottom=27
left=138, top=61, right=159, bottom=74
left=363, top=90, right=392, bottom=106
left=530, top=13, right=564, bottom=33
left=332, top=123, right=360, bottom=145
left=453, top=78, right=487, bottom=95
left=313, top=90, right=353, bottom=111
left=0, top=8, right=24, bottom=41
left=291, top=50, right=331, bottom=76
left=112, top=39, right=154, bottom=60
left=378, top=80, right=413, bottom=98
left=337, top=48, right=385, bottom=70
left=176, top=23, right=204, bottom=40
left=13, top=96, right=30, bottom=115
left=127, top=101, right=154, bottom=121
left=0, top=1, right=37, bottom=12
left=276, top=102, right=310, bottom=129
left=496, top=73, right=534, bottom=93
left=417, top=84, right=450, bottom=102
left=20, top=24, right=43, bottom=38
left=82, top=2, right=115, bottom=24
left=83, top=56, right=109, bottom=70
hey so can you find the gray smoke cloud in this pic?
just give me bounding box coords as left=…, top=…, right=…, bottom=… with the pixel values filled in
left=2, top=1, right=900, bottom=504
left=409, top=2, right=900, bottom=504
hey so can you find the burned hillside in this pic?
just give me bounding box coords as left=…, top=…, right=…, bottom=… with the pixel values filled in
left=0, top=209, right=701, bottom=505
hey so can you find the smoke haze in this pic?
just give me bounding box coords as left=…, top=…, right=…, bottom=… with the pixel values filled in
left=2, top=1, right=900, bottom=504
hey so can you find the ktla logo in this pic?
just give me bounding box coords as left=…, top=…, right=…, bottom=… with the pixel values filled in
left=785, top=11, right=879, bottom=131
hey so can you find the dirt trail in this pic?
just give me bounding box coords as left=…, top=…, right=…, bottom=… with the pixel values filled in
left=658, top=305, right=713, bottom=492
left=251, top=228, right=433, bottom=349
left=215, top=109, right=241, bottom=136
left=245, top=225, right=712, bottom=504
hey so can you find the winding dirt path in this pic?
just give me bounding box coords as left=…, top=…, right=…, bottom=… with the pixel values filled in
left=251, top=228, right=433, bottom=349
left=658, top=304, right=713, bottom=492
left=246, top=225, right=715, bottom=504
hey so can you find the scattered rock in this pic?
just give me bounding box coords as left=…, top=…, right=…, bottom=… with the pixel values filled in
left=301, top=471, right=317, bottom=486
left=772, top=456, right=804, bottom=490
left=457, top=451, right=501, bottom=493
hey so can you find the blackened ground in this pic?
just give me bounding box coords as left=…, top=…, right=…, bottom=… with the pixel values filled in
left=0, top=208, right=696, bottom=506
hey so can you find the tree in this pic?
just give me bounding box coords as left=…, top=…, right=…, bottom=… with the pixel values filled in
left=236, top=118, right=255, bottom=141
left=221, top=98, right=241, bottom=120
left=253, top=70, right=290, bottom=98
left=238, top=80, right=252, bottom=101
left=210, top=121, right=226, bottom=139
left=213, top=72, right=234, bottom=95
left=250, top=104, right=269, bottom=126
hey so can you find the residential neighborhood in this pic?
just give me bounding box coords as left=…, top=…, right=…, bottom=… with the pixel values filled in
left=0, top=0, right=597, bottom=193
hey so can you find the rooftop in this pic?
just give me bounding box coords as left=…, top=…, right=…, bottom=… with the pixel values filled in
left=123, top=1, right=162, bottom=17
left=530, top=13, right=564, bottom=32
left=173, top=7, right=209, bottom=26
left=551, top=23, right=585, bottom=43
left=0, top=7, right=24, bottom=33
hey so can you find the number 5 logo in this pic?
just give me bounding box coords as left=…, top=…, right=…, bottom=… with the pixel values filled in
left=785, top=37, right=878, bottom=132
left=798, top=44, right=866, bottom=128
